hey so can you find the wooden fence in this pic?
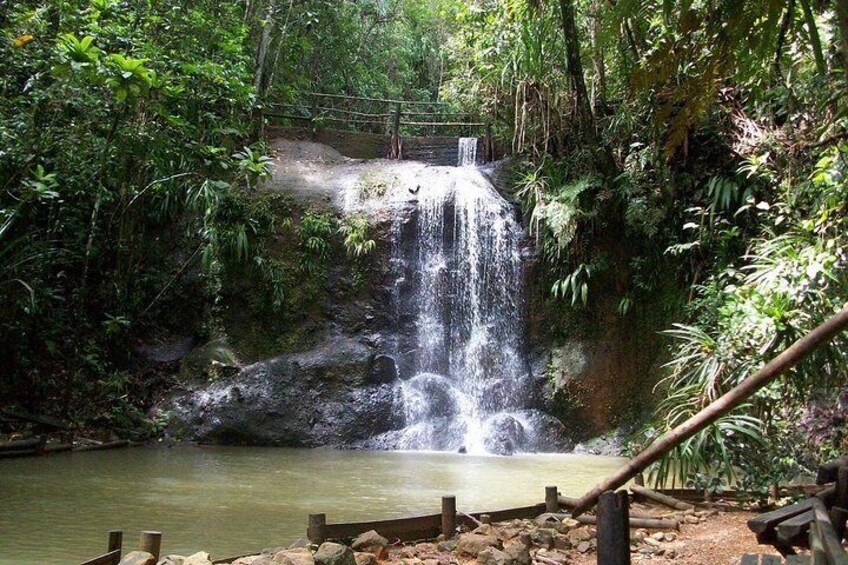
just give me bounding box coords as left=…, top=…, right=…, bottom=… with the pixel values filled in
left=266, top=92, right=488, bottom=138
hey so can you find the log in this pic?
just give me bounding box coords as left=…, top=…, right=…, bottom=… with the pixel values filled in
left=0, top=448, right=40, bottom=458
left=73, top=440, right=129, bottom=452
left=558, top=495, right=580, bottom=508
left=810, top=498, right=848, bottom=565
left=630, top=485, right=695, bottom=511
left=748, top=499, right=815, bottom=535
left=43, top=443, right=73, bottom=454
left=777, top=510, right=814, bottom=545
left=816, top=457, right=848, bottom=485
left=0, top=437, right=43, bottom=451
left=570, top=305, right=848, bottom=517
left=575, top=514, right=679, bottom=530
left=596, top=491, right=631, bottom=565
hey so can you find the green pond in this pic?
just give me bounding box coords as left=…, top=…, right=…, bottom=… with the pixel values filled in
left=0, top=446, right=626, bottom=564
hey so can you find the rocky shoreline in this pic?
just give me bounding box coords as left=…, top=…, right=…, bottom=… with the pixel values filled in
left=116, top=503, right=720, bottom=565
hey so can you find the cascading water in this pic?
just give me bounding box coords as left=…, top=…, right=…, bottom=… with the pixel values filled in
left=371, top=140, right=563, bottom=455
left=457, top=137, right=478, bottom=166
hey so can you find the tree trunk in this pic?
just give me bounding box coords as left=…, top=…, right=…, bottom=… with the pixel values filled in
left=570, top=304, right=848, bottom=517
left=253, top=0, right=278, bottom=97
left=836, top=0, right=848, bottom=79
left=799, top=0, right=827, bottom=74
left=558, top=0, right=594, bottom=139
left=590, top=0, right=607, bottom=110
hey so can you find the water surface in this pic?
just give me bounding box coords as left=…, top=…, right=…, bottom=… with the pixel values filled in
left=0, top=446, right=625, bottom=564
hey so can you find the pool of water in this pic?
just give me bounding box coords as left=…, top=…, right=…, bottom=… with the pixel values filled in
left=0, top=446, right=626, bottom=564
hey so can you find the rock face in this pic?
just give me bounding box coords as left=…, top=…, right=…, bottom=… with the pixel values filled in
left=159, top=139, right=671, bottom=450
left=165, top=337, right=402, bottom=446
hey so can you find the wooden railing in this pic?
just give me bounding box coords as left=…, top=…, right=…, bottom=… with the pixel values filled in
left=266, top=92, right=487, bottom=138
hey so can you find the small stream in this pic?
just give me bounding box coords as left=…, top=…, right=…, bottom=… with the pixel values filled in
left=0, top=447, right=625, bottom=564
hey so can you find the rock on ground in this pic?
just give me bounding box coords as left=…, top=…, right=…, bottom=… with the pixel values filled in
left=120, top=551, right=157, bottom=565
left=314, top=542, right=357, bottom=565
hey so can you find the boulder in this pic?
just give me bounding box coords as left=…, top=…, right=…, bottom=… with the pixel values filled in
left=477, top=547, right=509, bottom=565
left=566, top=526, right=592, bottom=545
left=529, top=529, right=553, bottom=549
left=184, top=553, right=213, bottom=565
left=351, top=530, right=388, bottom=556
left=274, top=548, right=315, bottom=565
left=120, top=552, right=157, bottom=565
left=314, top=542, right=356, bottom=565
left=354, top=553, right=377, bottom=565
left=289, top=539, right=311, bottom=549
left=232, top=557, right=263, bottom=565
left=502, top=538, right=531, bottom=565
left=157, top=556, right=185, bottom=565
left=457, top=533, right=500, bottom=557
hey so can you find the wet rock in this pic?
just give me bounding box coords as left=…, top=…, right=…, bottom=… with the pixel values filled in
left=354, top=553, right=378, bottom=565
left=457, top=533, right=500, bottom=557
left=165, top=337, right=402, bottom=446
left=314, top=542, right=356, bottom=565
left=369, top=355, right=398, bottom=384
left=502, top=538, right=531, bottom=565
left=120, top=552, right=157, bottom=565
left=483, top=415, right=525, bottom=455
left=352, top=531, right=389, bottom=556
left=183, top=553, right=212, bottom=565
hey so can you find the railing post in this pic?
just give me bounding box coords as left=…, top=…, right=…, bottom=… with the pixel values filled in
left=545, top=486, right=559, bottom=513
left=830, top=466, right=848, bottom=540
left=442, top=495, right=457, bottom=538
left=597, top=491, right=630, bottom=565
left=308, top=513, right=327, bottom=545
left=310, top=92, right=319, bottom=140
left=139, top=531, right=161, bottom=561
left=108, top=530, right=122, bottom=553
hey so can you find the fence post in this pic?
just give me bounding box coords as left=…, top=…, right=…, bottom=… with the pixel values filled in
left=310, top=92, right=319, bottom=140
left=442, top=496, right=457, bottom=539
left=139, top=531, right=161, bottom=561
left=597, top=491, right=630, bottom=565
left=108, top=530, right=122, bottom=553
left=830, top=466, right=848, bottom=540
left=308, top=513, right=327, bottom=545
left=545, top=486, right=559, bottom=513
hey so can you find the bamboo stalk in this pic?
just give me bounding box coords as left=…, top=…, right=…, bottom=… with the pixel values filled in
left=571, top=305, right=848, bottom=517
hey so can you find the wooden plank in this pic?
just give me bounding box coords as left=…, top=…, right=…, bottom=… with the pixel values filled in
left=80, top=549, right=120, bottom=565
left=311, top=92, right=447, bottom=107
left=777, top=510, right=814, bottom=544
left=817, top=457, right=848, bottom=485
left=631, top=485, right=695, bottom=511
left=471, top=503, right=547, bottom=523
left=324, top=513, right=442, bottom=542
left=810, top=498, right=848, bottom=565
left=747, top=499, right=815, bottom=535
left=810, top=522, right=826, bottom=565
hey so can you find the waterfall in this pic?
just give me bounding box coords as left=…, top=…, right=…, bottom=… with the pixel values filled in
left=386, top=166, right=546, bottom=455
left=457, top=137, right=478, bottom=167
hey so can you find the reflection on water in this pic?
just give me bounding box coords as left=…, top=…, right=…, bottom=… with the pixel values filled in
left=0, top=446, right=625, bottom=564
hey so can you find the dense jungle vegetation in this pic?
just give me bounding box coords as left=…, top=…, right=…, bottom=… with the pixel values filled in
left=2, top=0, right=847, bottom=495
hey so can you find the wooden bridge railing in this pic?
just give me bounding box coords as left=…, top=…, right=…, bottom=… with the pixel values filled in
left=266, top=92, right=487, bottom=138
